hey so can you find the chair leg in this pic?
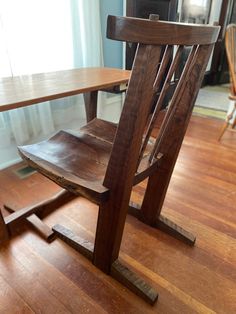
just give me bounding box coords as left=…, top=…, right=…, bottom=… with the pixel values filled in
left=52, top=207, right=158, bottom=305
left=129, top=171, right=196, bottom=246
left=218, top=121, right=230, bottom=141
left=218, top=101, right=236, bottom=141
left=93, top=200, right=158, bottom=304
left=93, top=200, right=128, bottom=274
left=0, top=209, right=9, bottom=244
left=231, top=115, right=236, bottom=129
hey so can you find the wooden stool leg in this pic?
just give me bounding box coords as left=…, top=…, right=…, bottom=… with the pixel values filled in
left=0, top=209, right=9, bottom=244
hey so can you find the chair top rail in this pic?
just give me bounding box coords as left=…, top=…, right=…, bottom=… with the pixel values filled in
left=107, top=15, right=220, bottom=46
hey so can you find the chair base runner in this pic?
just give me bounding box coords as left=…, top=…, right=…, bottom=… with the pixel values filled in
left=1, top=191, right=195, bottom=246
left=52, top=223, right=158, bottom=305
left=4, top=204, right=55, bottom=242
left=2, top=189, right=74, bottom=243
left=129, top=202, right=196, bottom=246
left=52, top=224, right=94, bottom=261
left=111, top=260, right=158, bottom=305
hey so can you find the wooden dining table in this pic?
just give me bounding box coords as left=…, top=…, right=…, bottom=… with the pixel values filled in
left=0, top=67, right=130, bottom=121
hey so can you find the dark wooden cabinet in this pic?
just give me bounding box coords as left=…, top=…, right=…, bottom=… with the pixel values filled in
left=126, top=0, right=178, bottom=69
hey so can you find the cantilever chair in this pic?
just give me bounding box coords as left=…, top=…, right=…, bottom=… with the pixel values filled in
left=219, top=24, right=236, bottom=140
left=16, top=16, right=219, bottom=304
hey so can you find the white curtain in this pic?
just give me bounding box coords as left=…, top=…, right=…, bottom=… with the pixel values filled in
left=0, top=0, right=103, bottom=168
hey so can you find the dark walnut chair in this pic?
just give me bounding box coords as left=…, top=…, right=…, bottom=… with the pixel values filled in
left=219, top=24, right=236, bottom=140
left=16, top=16, right=219, bottom=304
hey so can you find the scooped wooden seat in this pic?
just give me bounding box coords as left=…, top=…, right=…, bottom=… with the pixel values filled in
left=80, top=118, right=117, bottom=143
left=18, top=128, right=111, bottom=203
left=18, top=117, right=162, bottom=203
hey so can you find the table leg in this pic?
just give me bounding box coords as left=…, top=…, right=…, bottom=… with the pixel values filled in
left=83, top=91, right=98, bottom=122
left=0, top=209, right=9, bottom=244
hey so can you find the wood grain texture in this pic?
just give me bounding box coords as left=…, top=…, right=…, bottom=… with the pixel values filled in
left=0, top=67, right=130, bottom=112
left=140, top=44, right=215, bottom=224
left=18, top=130, right=111, bottom=203
left=53, top=224, right=94, bottom=261
left=94, top=44, right=163, bottom=273
left=83, top=91, right=98, bottom=122
left=107, top=15, right=220, bottom=45
left=4, top=204, right=55, bottom=242
left=111, top=259, right=158, bottom=305
left=0, top=115, right=235, bottom=313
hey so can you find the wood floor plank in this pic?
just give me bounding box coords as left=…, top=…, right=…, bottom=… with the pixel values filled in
left=121, top=253, right=216, bottom=314
left=0, top=245, right=71, bottom=313
left=165, top=209, right=236, bottom=266
left=6, top=237, right=106, bottom=314
left=121, top=219, right=236, bottom=314
left=43, top=208, right=235, bottom=314
left=22, top=230, right=147, bottom=314
left=20, top=210, right=195, bottom=314
left=165, top=196, right=236, bottom=239
left=0, top=274, right=34, bottom=314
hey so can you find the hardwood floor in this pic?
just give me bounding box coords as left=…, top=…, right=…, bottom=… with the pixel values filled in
left=0, top=115, right=235, bottom=313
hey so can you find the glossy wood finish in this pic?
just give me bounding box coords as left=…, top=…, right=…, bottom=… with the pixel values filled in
left=18, top=130, right=111, bottom=203
left=16, top=15, right=219, bottom=303
left=140, top=44, right=214, bottom=224
left=107, top=15, right=220, bottom=45
left=0, top=116, right=235, bottom=313
left=0, top=67, right=130, bottom=113
left=219, top=23, right=236, bottom=140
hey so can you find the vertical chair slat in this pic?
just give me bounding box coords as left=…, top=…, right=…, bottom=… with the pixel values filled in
left=138, top=45, right=183, bottom=166
left=150, top=45, right=198, bottom=161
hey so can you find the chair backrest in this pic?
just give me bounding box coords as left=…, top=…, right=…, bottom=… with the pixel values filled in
left=103, top=16, right=220, bottom=198
left=225, top=24, right=236, bottom=95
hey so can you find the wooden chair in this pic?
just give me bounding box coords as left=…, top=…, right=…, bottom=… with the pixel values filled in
left=218, top=24, right=236, bottom=140
left=15, top=16, right=219, bottom=304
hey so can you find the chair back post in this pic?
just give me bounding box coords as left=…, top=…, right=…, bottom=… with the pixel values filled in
left=141, top=43, right=215, bottom=223
left=94, top=42, right=163, bottom=270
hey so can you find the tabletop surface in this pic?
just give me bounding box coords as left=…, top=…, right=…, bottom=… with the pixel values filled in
left=0, top=67, right=130, bottom=112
